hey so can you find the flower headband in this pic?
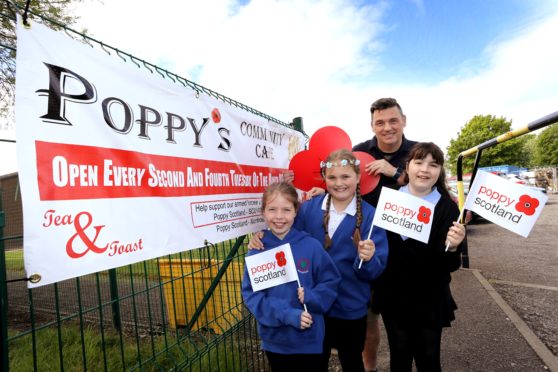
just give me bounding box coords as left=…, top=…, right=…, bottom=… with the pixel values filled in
left=320, top=159, right=361, bottom=169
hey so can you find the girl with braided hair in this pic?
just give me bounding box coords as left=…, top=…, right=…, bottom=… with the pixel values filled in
left=252, top=149, right=388, bottom=371
left=295, top=149, right=388, bottom=371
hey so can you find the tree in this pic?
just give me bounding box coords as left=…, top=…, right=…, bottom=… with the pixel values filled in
left=0, top=1, right=84, bottom=125
left=532, top=124, right=558, bottom=166
left=522, top=134, right=537, bottom=167
left=446, top=115, right=531, bottom=174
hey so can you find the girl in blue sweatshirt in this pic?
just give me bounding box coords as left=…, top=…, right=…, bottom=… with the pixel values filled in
left=250, top=149, right=389, bottom=371
left=242, top=182, right=341, bottom=371
left=294, top=149, right=388, bottom=371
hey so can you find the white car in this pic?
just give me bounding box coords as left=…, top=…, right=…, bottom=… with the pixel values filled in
left=503, top=174, right=547, bottom=194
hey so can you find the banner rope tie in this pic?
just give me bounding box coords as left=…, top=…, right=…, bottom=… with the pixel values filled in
left=22, top=0, right=31, bottom=26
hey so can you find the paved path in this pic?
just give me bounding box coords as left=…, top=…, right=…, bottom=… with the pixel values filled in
left=370, top=193, right=558, bottom=372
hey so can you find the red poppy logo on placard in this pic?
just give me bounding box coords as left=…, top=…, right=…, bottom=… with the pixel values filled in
left=275, top=251, right=287, bottom=267
left=515, top=194, right=540, bottom=216
left=417, top=206, right=432, bottom=224
left=288, top=126, right=380, bottom=194
left=211, top=108, right=221, bottom=123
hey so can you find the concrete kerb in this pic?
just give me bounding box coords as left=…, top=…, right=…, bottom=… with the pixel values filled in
left=470, top=268, right=558, bottom=371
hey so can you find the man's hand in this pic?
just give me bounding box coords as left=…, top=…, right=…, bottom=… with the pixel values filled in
left=365, top=159, right=397, bottom=177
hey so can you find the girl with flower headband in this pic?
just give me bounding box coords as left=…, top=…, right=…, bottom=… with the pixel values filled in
left=374, top=142, right=465, bottom=372
left=250, top=149, right=388, bottom=371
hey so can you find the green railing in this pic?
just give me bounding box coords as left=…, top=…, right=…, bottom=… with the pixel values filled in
left=0, top=190, right=266, bottom=371
left=1, top=3, right=307, bottom=371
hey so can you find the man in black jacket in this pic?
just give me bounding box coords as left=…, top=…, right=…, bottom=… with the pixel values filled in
left=353, top=97, right=417, bottom=206
left=355, top=97, right=416, bottom=372
left=305, top=97, right=417, bottom=372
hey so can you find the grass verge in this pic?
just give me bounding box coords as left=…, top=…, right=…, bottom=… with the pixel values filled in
left=8, top=322, right=247, bottom=371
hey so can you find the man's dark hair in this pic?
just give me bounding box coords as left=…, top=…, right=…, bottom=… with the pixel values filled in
left=370, top=97, right=403, bottom=116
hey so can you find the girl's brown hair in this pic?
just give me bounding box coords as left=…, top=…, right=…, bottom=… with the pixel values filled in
left=321, top=149, right=363, bottom=249
left=404, top=142, right=450, bottom=198
left=261, top=181, right=300, bottom=212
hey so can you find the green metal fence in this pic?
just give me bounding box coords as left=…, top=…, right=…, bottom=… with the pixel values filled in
left=1, top=4, right=307, bottom=371
left=0, top=200, right=264, bottom=371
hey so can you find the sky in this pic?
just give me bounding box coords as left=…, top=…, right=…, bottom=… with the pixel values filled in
left=2, top=0, right=558, bottom=175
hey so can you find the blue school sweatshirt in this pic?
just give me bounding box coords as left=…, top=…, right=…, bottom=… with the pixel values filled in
left=242, top=228, right=341, bottom=354
left=294, top=194, right=388, bottom=319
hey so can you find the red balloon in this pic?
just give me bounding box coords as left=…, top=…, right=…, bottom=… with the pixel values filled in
left=308, top=126, right=352, bottom=161
left=354, top=151, right=380, bottom=195
left=288, top=150, right=325, bottom=191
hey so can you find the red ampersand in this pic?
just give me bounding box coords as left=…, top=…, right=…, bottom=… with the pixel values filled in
left=417, top=206, right=432, bottom=224
left=276, top=251, right=287, bottom=267
left=515, top=194, right=540, bottom=216
left=66, top=211, right=108, bottom=258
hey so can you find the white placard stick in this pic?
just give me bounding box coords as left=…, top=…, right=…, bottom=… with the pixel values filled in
left=358, top=220, right=375, bottom=269
left=296, top=278, right=308, bottom=312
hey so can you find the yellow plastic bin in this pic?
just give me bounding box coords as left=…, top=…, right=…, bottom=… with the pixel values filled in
left=158, top=258, right=244, bottom=334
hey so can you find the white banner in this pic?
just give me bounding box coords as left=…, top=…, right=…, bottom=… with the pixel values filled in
left=373, top=187, right=435, bottom=243
left=14, top=20, right=304, bottom=287
left=464, top=171, right=548, bottom=237
left=244, top=243, right=299, bottom=292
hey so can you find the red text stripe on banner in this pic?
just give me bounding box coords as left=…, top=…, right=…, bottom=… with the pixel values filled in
left=36, top=141, right=284, bottom=200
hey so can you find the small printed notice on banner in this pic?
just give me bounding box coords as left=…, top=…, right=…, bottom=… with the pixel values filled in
left=373, top=187, right=435, bottom=243
left=464, top=171, right=548, bottom=237
left=245, top=243, right=299, bottom=292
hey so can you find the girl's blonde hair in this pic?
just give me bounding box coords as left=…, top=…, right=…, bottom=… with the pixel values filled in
left=261, top=181, right=300, bottom=212
left=320, top=149, right=363, bottom=249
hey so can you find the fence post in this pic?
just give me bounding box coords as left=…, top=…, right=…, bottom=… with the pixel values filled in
left=291, top=117, right=304, bottom=132
left=108, top=268, right=122, bottom=331
left=0, top=192, right=10, bottom=372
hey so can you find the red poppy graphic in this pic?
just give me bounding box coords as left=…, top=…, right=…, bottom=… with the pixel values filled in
left=211, top=108, right=221, bottom=123
left=288, top=126, right=380, bottom=193
left=417, top=206, right=431, bottom=224
left=515, top=194, right=540, bottom=216
left=276, top=251, right=287, bottom=267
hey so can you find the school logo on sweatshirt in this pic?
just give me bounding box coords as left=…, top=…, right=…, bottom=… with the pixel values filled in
left=297, top=258, right=310, bottom=274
